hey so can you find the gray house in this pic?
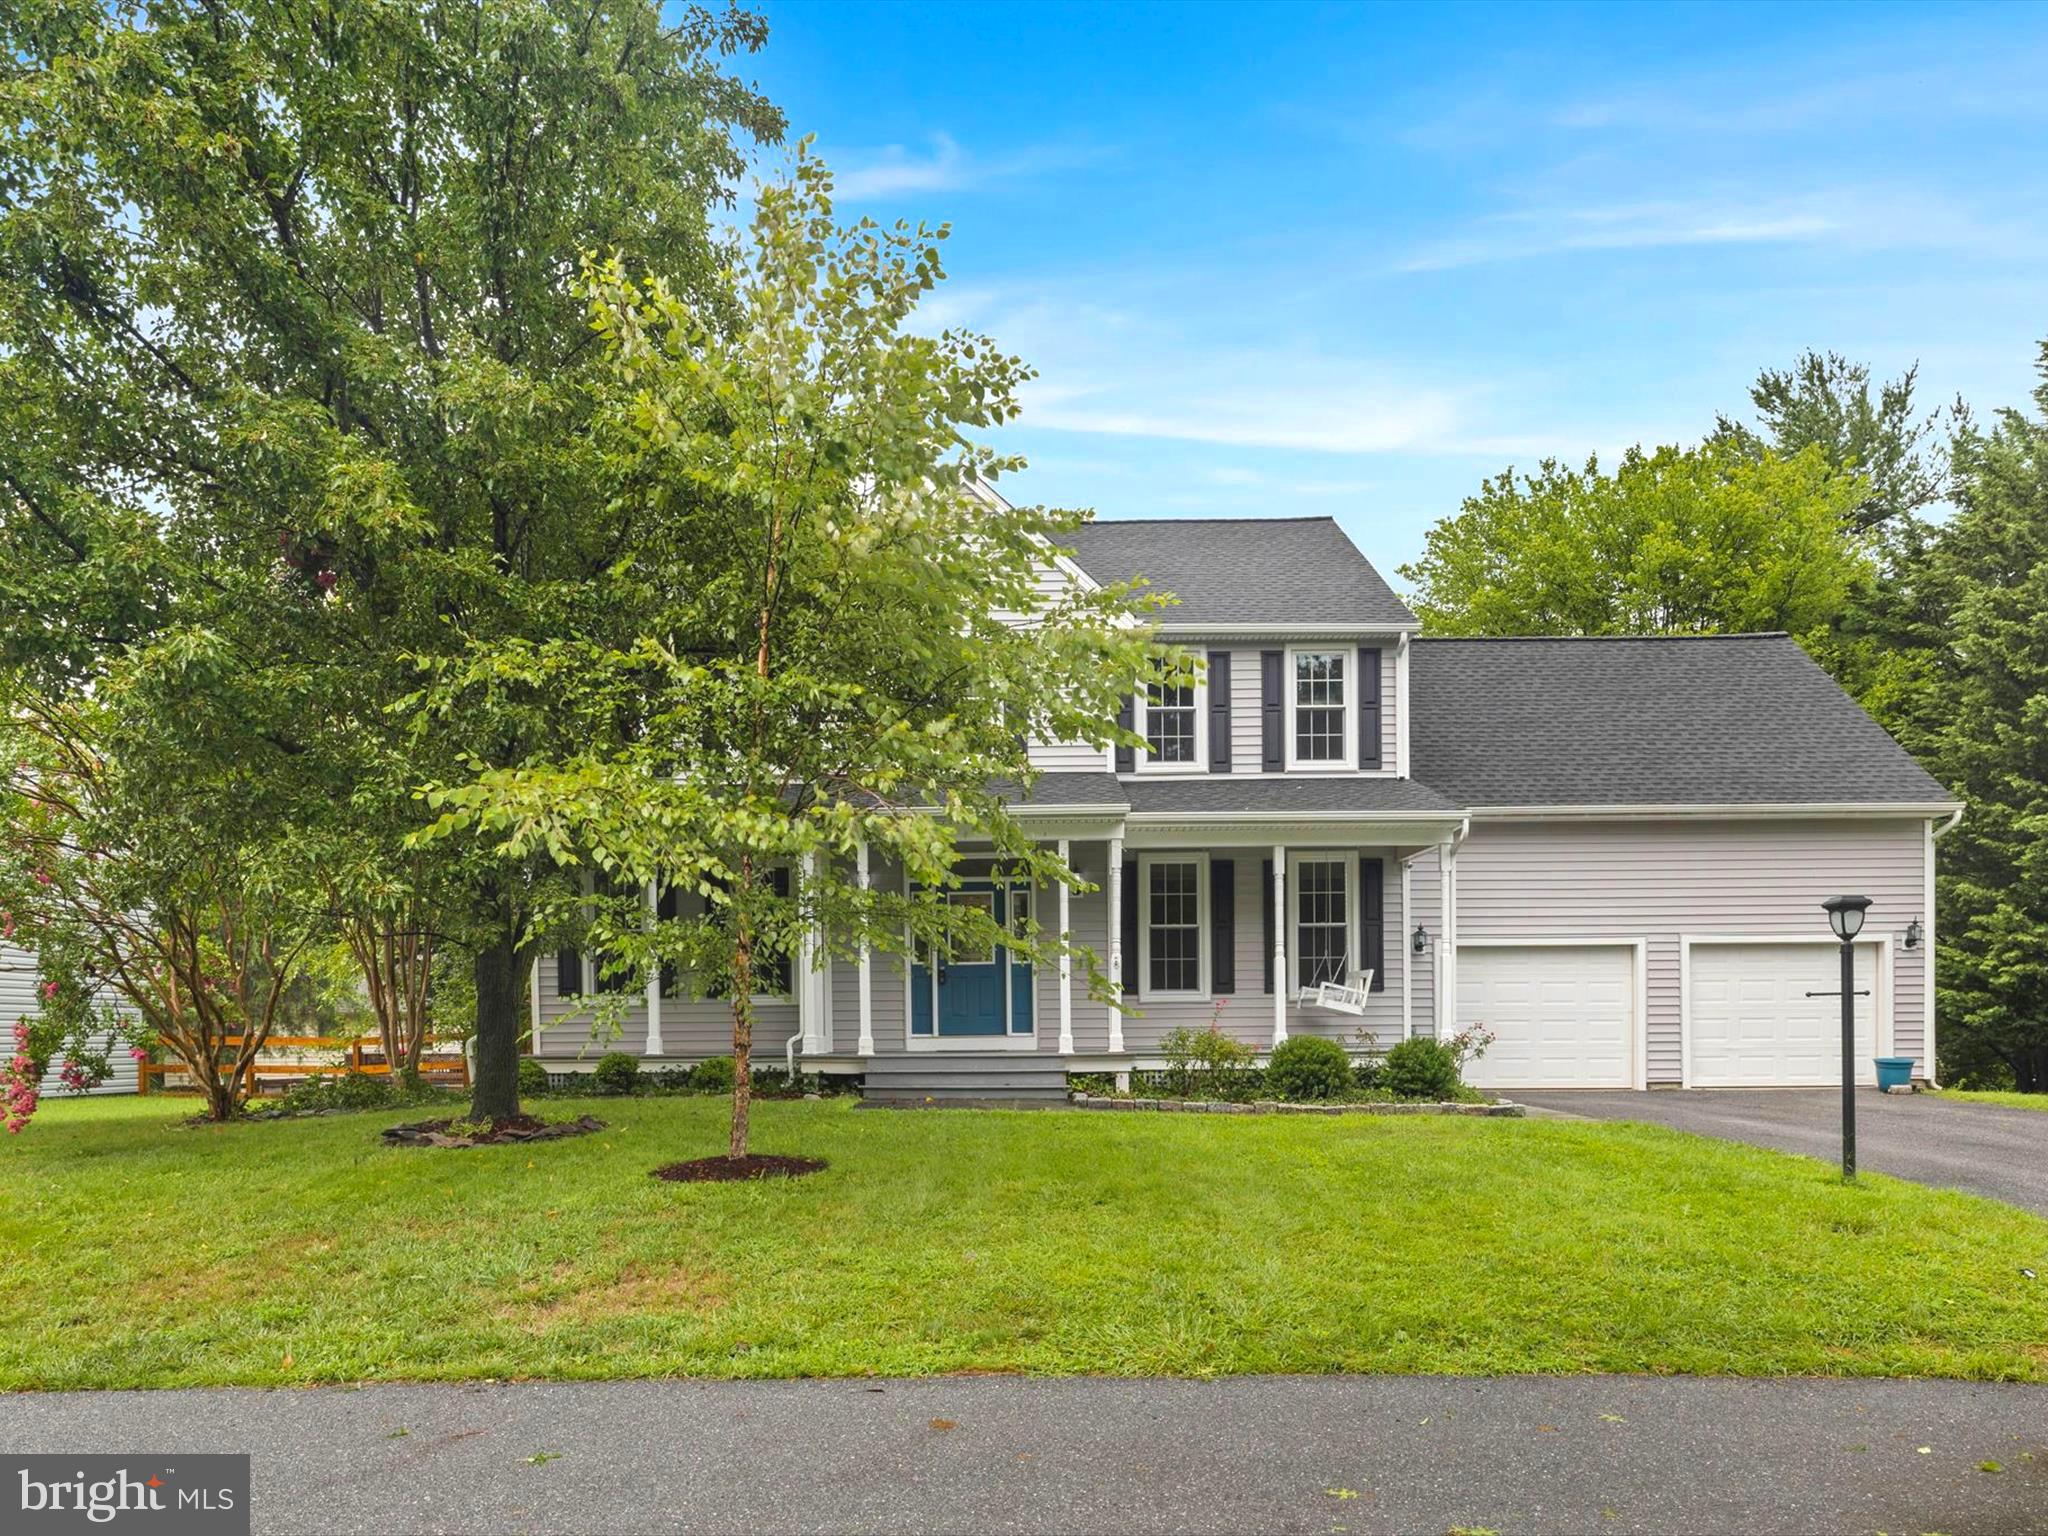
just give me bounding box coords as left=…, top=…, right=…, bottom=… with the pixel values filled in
left=531, top=514, right=1959, bottom=1095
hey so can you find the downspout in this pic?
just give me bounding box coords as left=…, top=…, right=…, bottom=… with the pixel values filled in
left=1924, top=807, right=1964, bottom=1088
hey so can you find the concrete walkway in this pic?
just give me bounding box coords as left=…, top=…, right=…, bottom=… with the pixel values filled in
left=4, top=1375, right=2046, bottom=1535
left=1513, top=1088, right=2048, bottom=1216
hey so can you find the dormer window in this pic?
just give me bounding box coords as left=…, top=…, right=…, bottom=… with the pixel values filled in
left=1135, top=677, right=1206, bottom=772
left=1288, top=650, right=1352, bottom=768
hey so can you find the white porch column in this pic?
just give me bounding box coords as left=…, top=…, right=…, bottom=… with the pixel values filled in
left=1436, top=838, right=1457, bottom=1039
left=1057, top=837, right=1074, bottom=1055
left=1271, top=846, right=1288, bottom=1045
left=1106, top=835, right=1126, bottom=1054
left=1399, top=855, right=1413, bottom=1040
left=799, top=849, right=825, bottom=1053
left=642, top=880, right=663, bottom=1058
left=856, top=840, right=875, bottom=1057
left=529, top=956, right=544, bottom=1051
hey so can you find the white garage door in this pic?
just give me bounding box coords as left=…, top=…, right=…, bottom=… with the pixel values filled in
left=1688, top=942, right=1880, bottom=1088
left=1457, top=945, right=1636, bottom=1090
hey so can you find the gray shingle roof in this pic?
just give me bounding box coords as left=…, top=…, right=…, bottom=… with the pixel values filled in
left=1411, top=634, right=1952, bottom=808
left=999, top=773, right=1129, bottom=810
left=1122, top=777, right=1461, bottom=815
left=1060, top=518, right=1416, bottom=628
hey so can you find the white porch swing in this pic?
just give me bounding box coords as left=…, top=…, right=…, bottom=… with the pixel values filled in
left=1295, top=969, right=1375, bottom=1016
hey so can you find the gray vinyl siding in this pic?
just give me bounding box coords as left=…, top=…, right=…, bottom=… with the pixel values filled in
left=1229, top=650, right=1265, bottom=773
left=1379, top=646, right=1399, bottom=770
left=1420, top=818, right=1932, bottom=1082
left=533, top=951, right=798, bottom=1062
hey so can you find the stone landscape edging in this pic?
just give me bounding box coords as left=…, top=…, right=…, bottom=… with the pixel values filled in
left=1069, top=1093, right=1523, bottom=1118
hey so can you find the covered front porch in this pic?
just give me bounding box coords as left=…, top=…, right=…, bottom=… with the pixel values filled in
left=794, top=800, right=1471, bottom=1078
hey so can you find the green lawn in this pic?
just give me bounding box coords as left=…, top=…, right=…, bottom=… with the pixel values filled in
left=4, top=1094, right=2046, bottom=1390
left=1940, top=1089, right=2048, bottom=1113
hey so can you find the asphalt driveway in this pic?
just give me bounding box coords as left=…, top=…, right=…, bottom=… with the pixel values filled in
left=1516, top=1088, right=2048, bottom=1215
left=4, top=1375, right=2046, bottom=1535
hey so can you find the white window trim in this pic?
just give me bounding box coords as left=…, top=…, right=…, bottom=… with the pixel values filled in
left=1286, top=850, right=1358, bottom=995
left=1134, top=675, right=1209, bottom=775
left=1284, top=647, right=1355, bottom=771
left=1136, top=853, right=1210, bottom=1001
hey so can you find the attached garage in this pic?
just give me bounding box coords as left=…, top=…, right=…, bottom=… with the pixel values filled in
left=1456, top=942, right=1642, bottom=1090
left=1684, top=939, right=1886, bottom=1088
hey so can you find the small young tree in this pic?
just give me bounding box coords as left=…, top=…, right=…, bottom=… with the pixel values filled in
left=416, top=151, right=1169, bottom=1158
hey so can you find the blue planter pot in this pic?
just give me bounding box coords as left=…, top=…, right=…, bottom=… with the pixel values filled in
left=1873, top=1056, right=1915, bottom=1091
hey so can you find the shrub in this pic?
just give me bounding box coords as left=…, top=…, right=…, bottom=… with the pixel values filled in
left=592, top=1051, right=641, bottom=1096
left=1382, top=1037, right=1462, bottom=1101
left=689, top=1055, right=736, bottom=1093
left=275, top=1070, right=447, bottom=1115
left=517, top=1058, right=551, bottom=1097
left=1266, top=1035, right=1353, bottom=1101
left=652, top=1065, right=695, bottom=1093
left=1352, top=1054, right=1385, bottom=1094
left=1159, top=1023, right=1259, bottom=1100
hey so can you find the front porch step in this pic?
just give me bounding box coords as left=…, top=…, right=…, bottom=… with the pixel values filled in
left=861, top=1053, right=1071, bottom=1105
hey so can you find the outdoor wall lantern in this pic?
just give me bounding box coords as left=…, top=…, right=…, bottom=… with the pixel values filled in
left=1411, top=925, right=1428, bottom=954
left=1821, top=894, right=1874, bottom=1182
left=1904, top=919, right=1922, bottom=950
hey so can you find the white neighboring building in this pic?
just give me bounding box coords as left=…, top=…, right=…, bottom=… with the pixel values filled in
left=3, top=942, right=141, bottom=1097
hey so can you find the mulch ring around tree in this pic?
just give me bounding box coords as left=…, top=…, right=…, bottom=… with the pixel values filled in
left=382, top=1114, right=606, bottom=1149
left=650, top=1154, right=827, bottom=1184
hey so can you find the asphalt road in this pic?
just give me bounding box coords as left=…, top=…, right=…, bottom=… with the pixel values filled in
left=4, top=1375, right=2047, bottom=1535
left=1513, top=1088, right=2048, bottom=1216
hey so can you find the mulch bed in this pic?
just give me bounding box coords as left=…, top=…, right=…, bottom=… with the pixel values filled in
left=650, top=1154, right=827, bottom=1183
left=381, top=1114, right=606, bottom=1149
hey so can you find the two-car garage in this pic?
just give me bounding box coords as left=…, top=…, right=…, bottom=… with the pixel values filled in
left=1453, top=937, right=1888, bottom=1091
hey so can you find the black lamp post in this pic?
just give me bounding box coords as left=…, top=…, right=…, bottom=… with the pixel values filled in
left=1822, top=895, right=1872, bottom=1181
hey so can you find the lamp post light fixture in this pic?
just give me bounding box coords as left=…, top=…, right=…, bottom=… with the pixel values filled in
left=1821, top=895, right=1873, bottom=1180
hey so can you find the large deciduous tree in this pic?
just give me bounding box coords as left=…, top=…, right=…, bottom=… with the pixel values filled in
left=1399, top=441, right=1871, bottom=645
left=415, top=153, right=1167, bottom=1159
left=0, top=1, right=783, bottom=1122
left=1911, top=346, right=2048, bottom=1091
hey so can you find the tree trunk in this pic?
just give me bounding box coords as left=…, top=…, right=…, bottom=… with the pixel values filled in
left=729, top=896, right=755, bottom=1161
left=470, top=931, right=523, bottom=1123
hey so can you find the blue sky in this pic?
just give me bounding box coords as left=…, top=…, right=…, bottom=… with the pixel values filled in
left=743, top=0, right=2048, bottom=580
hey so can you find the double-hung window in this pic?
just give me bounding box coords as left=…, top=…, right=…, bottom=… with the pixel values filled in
left=1139, top=856, right=1207, bottom=998
left=1137, top=679, right=1204, bottom=770
left=1291, top=855, right=1352, bottom=991
left=1289, top=650, right=1351, bottom=767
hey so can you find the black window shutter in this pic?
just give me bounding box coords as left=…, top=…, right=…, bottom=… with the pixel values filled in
left=1260, top=651, right=1283, bottom=772
left=1359, top=646, right=1383, bottom=769
left=1360, top=856, right=1385, bottom=991
left=1210, top=857, right=1235, bottom=994
left=1120, top=858, right=1140, bottom=994
left=1115, top=694, right=1135, bottom=773
left=1207, top=652, right=1232, bottom=773
left=555, top=947, right=582, bottom=998
left=656, top=885, right=679, bottom=999
left=764, top=865, right=794, bottom=996
left=1260, top=857, right=1275, bottom=993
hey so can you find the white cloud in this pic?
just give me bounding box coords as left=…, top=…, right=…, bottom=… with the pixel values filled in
left=828, top=134, right=1111, bottom=203
left=1396, top=198, right=1838, bottom=273
left=831, top=134, right=970, bottom=201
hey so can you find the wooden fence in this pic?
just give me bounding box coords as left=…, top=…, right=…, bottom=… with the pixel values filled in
left=139, top=1035, right=471, bottom=1096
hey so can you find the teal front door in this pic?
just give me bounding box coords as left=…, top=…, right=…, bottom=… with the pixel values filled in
left=910, top=883, right=1032, bottom=1038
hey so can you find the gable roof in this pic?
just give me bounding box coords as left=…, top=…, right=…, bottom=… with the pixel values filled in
left=1059, top=517, right=1416, bottom=629
left=1410, top=633, right=1953, bottom=809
